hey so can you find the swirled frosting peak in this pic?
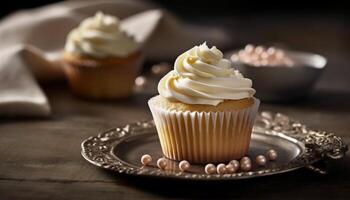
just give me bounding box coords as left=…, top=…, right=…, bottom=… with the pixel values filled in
left=158, top=42, right=255, bottom=106
left=65, top=11, right=138, bottom=58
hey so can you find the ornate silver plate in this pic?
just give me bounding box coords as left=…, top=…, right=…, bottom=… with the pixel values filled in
left=81, top=111, right=347, bottom=180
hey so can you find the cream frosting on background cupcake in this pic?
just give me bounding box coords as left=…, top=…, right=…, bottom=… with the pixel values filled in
left=148, top=42, right=259, bottom=163
left=63, top=11, right=143, bottom=99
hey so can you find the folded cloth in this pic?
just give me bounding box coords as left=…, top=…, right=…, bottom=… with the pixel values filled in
left=0, top=46, right=51, bottom=117
left=0, top=0, right=231, bottom=117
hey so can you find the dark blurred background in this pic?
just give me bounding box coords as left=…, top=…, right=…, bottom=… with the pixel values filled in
left=2, top=0, right=348, bottom=51
left=2, top=0, right=348, bottom=91
left=1, top=0, right=349, bottom=17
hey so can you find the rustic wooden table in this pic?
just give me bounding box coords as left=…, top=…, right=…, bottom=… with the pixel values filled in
left=1, top=17, right=350, bottom=200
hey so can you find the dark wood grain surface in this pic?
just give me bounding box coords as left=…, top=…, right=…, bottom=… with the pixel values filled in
left=1, top=17, right=350, bottom=199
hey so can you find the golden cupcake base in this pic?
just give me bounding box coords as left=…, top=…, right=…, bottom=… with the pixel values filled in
left=62, top=51, right=143, bottom=99
left=148, top=96, right=260, bottom=163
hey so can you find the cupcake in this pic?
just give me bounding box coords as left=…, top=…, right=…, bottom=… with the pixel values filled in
left=62, top=12, right=143, bottom=99
left=148, top=42, right=259, bottom=164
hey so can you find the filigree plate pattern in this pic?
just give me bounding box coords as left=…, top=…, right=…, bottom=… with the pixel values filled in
left=81, top=111, right=347, bottom=180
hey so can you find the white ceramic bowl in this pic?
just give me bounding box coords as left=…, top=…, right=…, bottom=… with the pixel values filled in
left=227, top=50, right=327, bottom=101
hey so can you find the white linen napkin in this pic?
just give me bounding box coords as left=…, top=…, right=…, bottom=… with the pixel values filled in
left=0, top=0, right=231, bottom=117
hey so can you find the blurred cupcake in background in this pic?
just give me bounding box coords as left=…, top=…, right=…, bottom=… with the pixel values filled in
left=62, top=11, right=143, bottom=99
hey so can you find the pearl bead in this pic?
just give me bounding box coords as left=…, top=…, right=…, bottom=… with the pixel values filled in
left=266, top=149, right=278, bottom=161
left=135, top=76, right=146, bottom=87
left=226, top=164, right=237, bottom=173
left=217, top=163, right=227, bottom=174
left=231, top=54, right=239, bottom=62
left=205, top=164, right=216, bottom=174
left=229, top=160, right=240, bottom=170
left=238, top=50, right=246, bottom=57
left=157, top=158, right=167, bottom=169
left=252, top=61, right=261, bottom=66
left=261, top=52, right=269, bottom=59
left=240, top=162, right=252, bottom=172
left=255, top=46, right=265, bottom=54
left=256, top=155, right=267, bottom=166
left=179, top=160, right=190, bottom=172
left=241, top=156, right=251, bottom=164
left=267, top=47, right=276, bottom=55
left=140, top=154, right=152, bottom=166
left=245, top=44, right=254, bottom=53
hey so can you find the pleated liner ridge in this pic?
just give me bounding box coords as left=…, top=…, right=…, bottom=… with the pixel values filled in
left=148, top=99, right=260, bottom=164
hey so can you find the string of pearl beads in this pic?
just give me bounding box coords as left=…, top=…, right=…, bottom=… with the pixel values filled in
left=140, top=149, right=278, bottom=174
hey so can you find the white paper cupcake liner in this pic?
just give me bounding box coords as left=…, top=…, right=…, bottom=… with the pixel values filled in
left=148, top=98, right=260, bottom=164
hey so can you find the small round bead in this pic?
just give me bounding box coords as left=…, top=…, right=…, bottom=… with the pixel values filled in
left=256, top=155, right=267, bottom=166
left=266, top=149, right=278, bottom=161
left=240, top=156, right=251, bottom=164
left=135, top=76, right=146, bottom=87
left=245, top=44, right=255, bottom=53
left=267, top=47, right=276, bottom=55
left=205, top=164, right=216, bottom=174
left=231, top=54, right=239, bottom=62
left=217, top=163, right=227, bottom=174
left=255, top=46, right=265, bottom=54
left=140, top=154, right=152, bottom=166
left=229, top=160, right=240, bottom=170
left=226, top=164, right=237, bottom=173
left=261, top=52, right=269, bottom=59
left=238, top=50, right=246, bottom=57
left=240, top=162, right=252, bottom=172
left=157, top=158, right=167, bottom=169
left=242, top=57, right=251, bottom=63
left=179, top=160, right=190, bottom=172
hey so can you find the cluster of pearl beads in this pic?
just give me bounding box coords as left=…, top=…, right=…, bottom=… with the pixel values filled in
left=205, top=158, right=249, bottom=175
left=231, top=44, right=294, bottom=67
left=205, top=149, right=278, bottom=175
left=141, top=155, right=191, bottom=172
left=140, top=149, right=278, bottom=174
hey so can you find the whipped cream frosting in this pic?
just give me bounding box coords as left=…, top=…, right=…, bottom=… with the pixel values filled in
left=158, top=43, right=256, bottom=106
left=65, top=12, right=138, bottom=58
